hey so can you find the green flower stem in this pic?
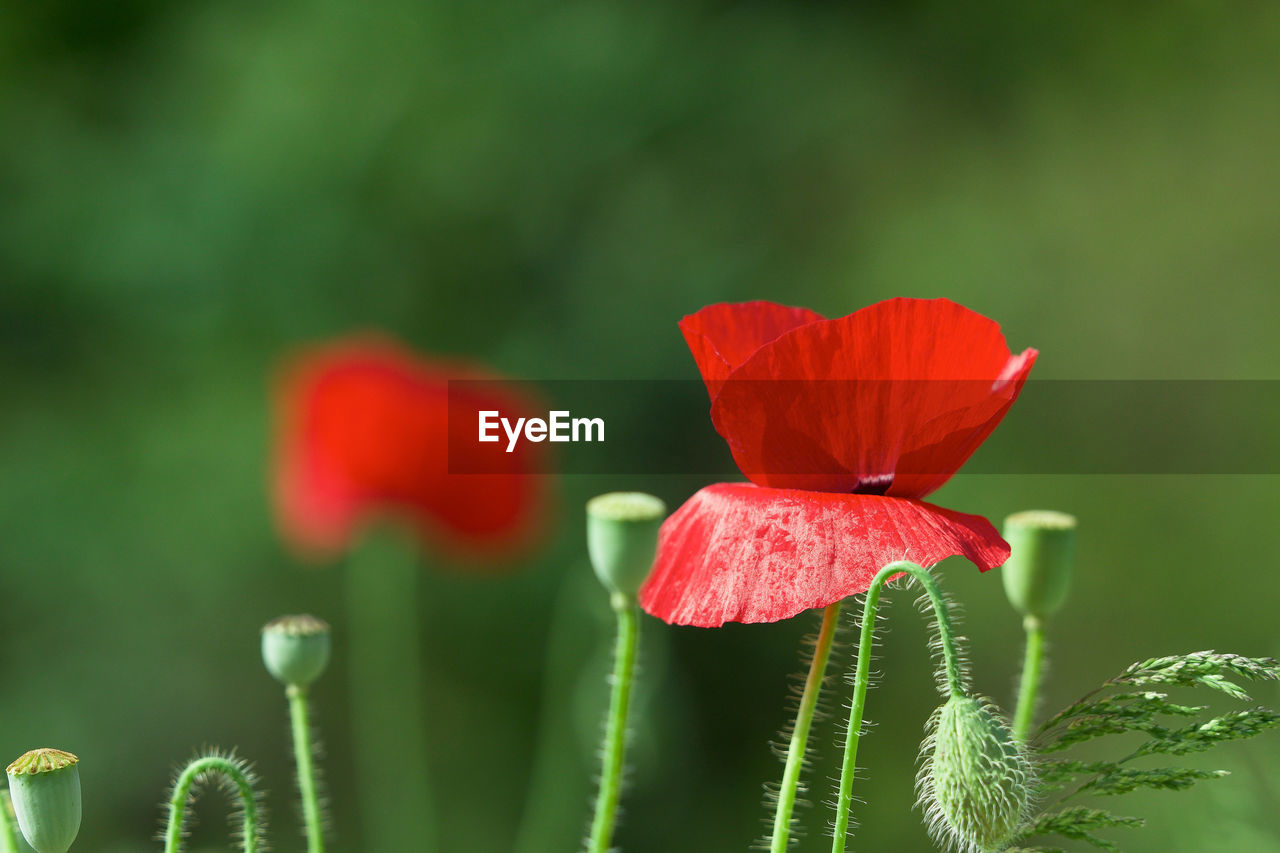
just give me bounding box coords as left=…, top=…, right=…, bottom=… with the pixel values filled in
left=0, top=791, right=18, bottom=853
left=287, top=685, right=325, bottom=853
left=832, top=561, right=962, bottom=853
left=586, top=593, right=641, bottom=853
left=1011, top=615, right=1046, bottom=743
left=164, top=755, right=260, bottom=853
left=770, top=600, right=843, bottom=853
left=347, top=531, right=435, bottom=851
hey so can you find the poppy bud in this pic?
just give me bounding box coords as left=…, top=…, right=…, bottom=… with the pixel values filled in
left=917, top=696, right=1031, bottom=853
left=6, top=749, right=81, bottom=853
left=586, top=492, right=666, bottom=599
left=262, top=614, right=332, bottom=687
left=1001, top=510, right=1077, bottom=622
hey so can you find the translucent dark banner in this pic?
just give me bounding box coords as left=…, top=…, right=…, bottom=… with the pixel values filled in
left=447, top=380, right=1280, bottom=476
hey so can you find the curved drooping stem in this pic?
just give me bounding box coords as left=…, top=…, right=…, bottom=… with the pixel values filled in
left=163, top=754, right=261, bottom=853
left=586, top=594, right=641, bottom=853
left=831, top=561, right=964, bottom=853
left=770, top=600, right=843, bottom=853
left=1011, top=615, right=1046, bottom=742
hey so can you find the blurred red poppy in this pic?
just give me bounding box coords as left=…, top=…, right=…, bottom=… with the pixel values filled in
left=271, top=336, right=547, bottom=562
left=639, top=298, right=1036, bottom=626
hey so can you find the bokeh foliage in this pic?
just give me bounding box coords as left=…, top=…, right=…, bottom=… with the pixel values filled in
left=3, top=1, right=1280, bottom=850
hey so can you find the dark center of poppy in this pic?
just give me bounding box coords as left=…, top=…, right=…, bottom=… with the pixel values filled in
left=851, top=473, right=893, bottom=496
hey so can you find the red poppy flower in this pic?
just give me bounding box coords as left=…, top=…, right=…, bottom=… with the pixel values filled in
left=271, top=336, right=547, bottom=562
left=639, top=298, right=1036, bottom=626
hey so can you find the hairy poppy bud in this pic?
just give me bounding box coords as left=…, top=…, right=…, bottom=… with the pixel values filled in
left=586, top=492, right=666, bottom=599
left=6, top=749, right=81, bottom=853
left=917, top=696, right=1032, bottom=853
left=262, top=614, right=332, bottom=687
left=1001, top=510, right=1077, bottom=621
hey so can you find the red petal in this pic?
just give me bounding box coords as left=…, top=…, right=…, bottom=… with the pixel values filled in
left=680, top=302, right=825, bottom=398
left=707, top=298, right=1037, bottom=497
left=637, top=482, right=1008, bottom=627
left=272, top=336, right=546, bottom=563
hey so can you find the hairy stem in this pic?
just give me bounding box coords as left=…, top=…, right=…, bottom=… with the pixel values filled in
left=163, top=755, right=260, bottom=853
left=831, top=561, right=962, bottom=853
left=771, top=600, right=843, bottom=853
left=586, top=594, right=641, bottom=853
left=288, top=685, right=325, bottom=853
left=347, top=530, right=435, bottom=851
left=1012, top=616, right=1045, bottom=743
left=0, top=791, right=18, bottom=853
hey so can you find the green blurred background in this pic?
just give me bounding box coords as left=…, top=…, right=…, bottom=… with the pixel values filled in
left=3, top=1, right=1280, bottom=850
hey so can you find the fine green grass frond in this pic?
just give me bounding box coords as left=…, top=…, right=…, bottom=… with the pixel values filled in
left=1014, top=651, right=1280, bottom=852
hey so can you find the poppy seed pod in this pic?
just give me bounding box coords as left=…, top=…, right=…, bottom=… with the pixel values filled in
left=262, top=614, right=332, bottom=687
left=1001, top=510, right=1077, bottom=621
left=586, top=492, right=666, bottom=598
left=6, top=749, right=81, bottom=853
left=917, top=696, right=1032, bottom=853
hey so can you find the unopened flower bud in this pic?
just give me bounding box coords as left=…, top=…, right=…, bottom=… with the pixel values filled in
left=918, top=695, right=1031, bottom=853
left=586, top=492, right=666, bottom=599
left=6, top=749, right=81, bottom=853
left=262, top=614, right=332, bottom=687
left=1001, top=510, right=1077, bottom=621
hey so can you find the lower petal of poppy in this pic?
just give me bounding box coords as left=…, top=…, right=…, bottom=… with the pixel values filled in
left=638, top=482, right=1009, bottom=627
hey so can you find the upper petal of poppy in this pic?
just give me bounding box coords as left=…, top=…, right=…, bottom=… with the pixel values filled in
left=272, top=336, right=547, bottom=563
left=637, top=482, right=1009, bottom=627
left=680, top=301, right=825, bottom=398
left=706, top=298, right=1037, bottom=497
